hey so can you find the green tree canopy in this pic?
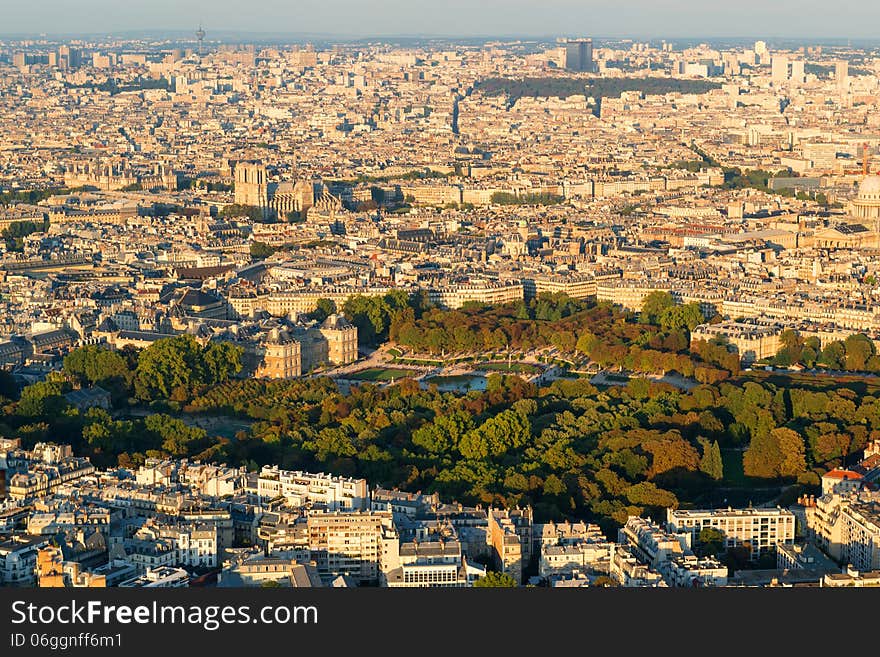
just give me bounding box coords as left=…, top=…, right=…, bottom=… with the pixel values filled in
left=473, top=571, right=517, bottom=588
left=698, top=527, right=725, bottom=556
left=659, top=302, right=704, bottom=333
left=17, top=380, right=67, bottom=417
left=64, top=346, right=130, bottom=387
left=311, top=298, right=338, bottom=323
left=640, top=291, right=675, bottom=325
left=743, top=427, right=806, bottom=478
left=699, top=439, right=724, bottom=480
left=134, top=335, right=242, bottom=401
left=249, top=241, right=277, bottom=259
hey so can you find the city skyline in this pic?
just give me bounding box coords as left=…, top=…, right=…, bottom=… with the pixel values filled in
left=2, top=4, right=880, bottom=596
left=3, top=0, right=880, bottom=40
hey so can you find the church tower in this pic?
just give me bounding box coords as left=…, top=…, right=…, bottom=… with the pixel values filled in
left=234, top=161, right=270, bottom=219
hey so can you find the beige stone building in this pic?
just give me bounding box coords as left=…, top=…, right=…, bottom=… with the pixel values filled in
left=690, top=320, right=783, bottom=365
left=806, top=491, right=880, bottom=572
left=595, top=280, right=674, bottom=312
left=428, top=280, right=524, bottom=310
left=849, top=174, right=880, bottom=221
left=306, top=510, right=397, bottom=584
left=234, top=161, right=269, bottom=217
left=487, top=506, right=533, bottom=585
left=251, top=315, right=358, bottom=380
left=319, top=314, right=358, bottom=365
left=255, top=327, right=302, bottom=379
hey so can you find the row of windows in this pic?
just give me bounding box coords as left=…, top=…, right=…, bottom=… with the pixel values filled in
left=403, top=571, right=459, bottom=583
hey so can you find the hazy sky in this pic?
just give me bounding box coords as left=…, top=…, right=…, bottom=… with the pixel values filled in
left=4, top=0, right=880, bottom=39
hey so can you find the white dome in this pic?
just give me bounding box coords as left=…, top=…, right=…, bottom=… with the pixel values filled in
left=858, top=175, right=880, bottom=199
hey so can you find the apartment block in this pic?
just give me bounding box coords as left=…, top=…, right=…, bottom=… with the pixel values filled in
left=306, top=510, right=397, bottom=584
left=487, top=507, right=533, bottom=585
left=256, top=467, right=368, bottom=510
left=666, top=507, right=796, bottom=559
left=0, top=534, right=50, bottom=587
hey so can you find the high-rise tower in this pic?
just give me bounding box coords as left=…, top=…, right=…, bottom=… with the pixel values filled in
left=196, top=25, right=206, bottom=56
left=564, top=38, right=594, bottom=73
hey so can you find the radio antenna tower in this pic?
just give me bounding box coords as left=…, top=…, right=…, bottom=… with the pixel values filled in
left=196, top=25, right=206, bottom=56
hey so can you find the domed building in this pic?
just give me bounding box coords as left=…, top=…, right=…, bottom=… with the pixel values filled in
left=850, top=174, right=880, bottom=220
left=812, top=174, right=880, bottom=250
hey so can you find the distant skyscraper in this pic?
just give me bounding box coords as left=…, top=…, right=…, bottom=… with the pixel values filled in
left=790, top=59, right=805, bottom=84
left=754, top=40, right=768, bottom=64
left=771, top=55, right=789, bottom=85
left=57, top=45, right=81, bottom=69
left=836, top=60, right=849, bottom=91
left=564, top=38, right=594, bottom=73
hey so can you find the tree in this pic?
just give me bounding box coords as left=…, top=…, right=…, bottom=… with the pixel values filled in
left=844, top=334, right=876, bottom=372
left=343, top=294, right=400, bottom=346
left=699, top=439, right=724, bottom=480
left=473, top=571, right=517, bottom=588
left=543, top=474, right=567, bottom=496
left=220, top=204, right=265, bottom=221
left=624, top=482, right=678, bottom=509
left=698, top=527, right=725, bottom=556
left=82, top=410, right=137, bottom=454
left=134, top=335, right=240, bottom=400
left=144, top=414, right=207, bottom=457
left=576, top=330, right=599, bottom=356
left=63, top=346, right=131, bottom=397
left=202, top=341, right=244, bottom=385
left=643, top=433, right=700, bottom=478
left=640, top=291, right=675, bottom=325
left=811, top=432, right=851, bottom=463
left=475, top=409, right=531, bottom=457
left=310, top=427, right=357, bottom=462
left=412, top=410, right=473, bottom=455
left=592, top=575, right=618, bottom=587
left=3, top=219, right=48, bottom=251
left=659, top=303, right=704, bottom=333
left=311, top=298, right=337, bottom=323
left=17, top=381, right=67, bottom=417
left=775, top=428, right=807, bottom=477
left=819, top=341, right=846, bottom=370
left=135, top=336, right=202, bottom=399
left=458, top=431, right=490, bottom=460
left=743, top=427, right=806, bottom=478
left=249, top=241, right=276, bottom=259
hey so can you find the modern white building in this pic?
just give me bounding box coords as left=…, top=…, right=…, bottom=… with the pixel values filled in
left=118, top=566, right=190, bottom=587
left=664, top=554, right=728, bottom=587
left=609, top=545, right=667, bottom=587
left=619, top=516, right=691, bottom=568
left=539, top=542, right=614, bottom=578
left=666, top=507, right=796, bottom=559
left=257, top=466, right=368, bottom=511
left=383, top=538, right=484, bottom=587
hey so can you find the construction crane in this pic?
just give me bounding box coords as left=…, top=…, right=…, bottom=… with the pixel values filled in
left=864, top=142, right=870, bottom=176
